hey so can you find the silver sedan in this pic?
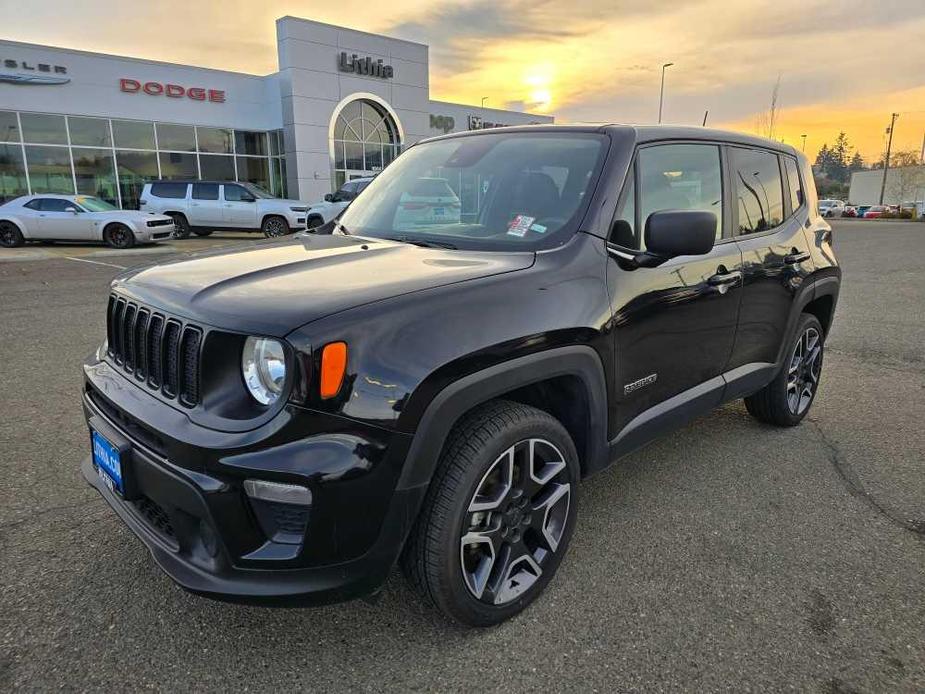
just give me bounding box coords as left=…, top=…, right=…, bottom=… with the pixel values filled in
left=0, top=194, right=176, bottom=249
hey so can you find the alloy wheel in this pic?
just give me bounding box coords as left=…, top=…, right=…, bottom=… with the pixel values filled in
left=110, top=226, right=130, bottom=248
left=460, top=438, right=571, bottom=606
left=265, top=218, right=286, bottom=237
left=787, top=326, right=822, bottom=415
left=0, top=222, right=16, bottom=246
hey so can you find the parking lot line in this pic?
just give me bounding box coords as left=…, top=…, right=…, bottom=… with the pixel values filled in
left=64, top=256, right=127, bottom=270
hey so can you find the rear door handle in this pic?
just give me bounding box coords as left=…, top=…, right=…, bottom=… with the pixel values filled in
left=708, top=270, right=742, bottom=286
left=785, top=251, right=810, bottom=264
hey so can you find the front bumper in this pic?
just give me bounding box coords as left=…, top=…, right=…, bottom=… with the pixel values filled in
left=81, top=359, right=424, bottom=605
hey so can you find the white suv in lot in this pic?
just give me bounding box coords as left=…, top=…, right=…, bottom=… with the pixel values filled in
left=139, top=181, right=312, bottom=238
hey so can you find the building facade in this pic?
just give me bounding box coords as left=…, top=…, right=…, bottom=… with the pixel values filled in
left=848, top=166, right=925, bottom=207
left=0, top=16, right=553, bottom=208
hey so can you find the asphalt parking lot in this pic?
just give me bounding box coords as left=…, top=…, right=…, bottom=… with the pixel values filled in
left=0, top=220, right=922, bottom=691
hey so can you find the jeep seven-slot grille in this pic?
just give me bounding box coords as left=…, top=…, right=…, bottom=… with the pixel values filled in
left=106, top=295, right=203, bottom=407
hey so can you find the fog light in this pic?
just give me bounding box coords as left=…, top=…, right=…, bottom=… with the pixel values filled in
left=243, top=479, right=312, bottom=506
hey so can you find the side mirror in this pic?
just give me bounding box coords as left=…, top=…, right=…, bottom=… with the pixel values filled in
left=324, top=193, right=334, bottom=202
left=609, top=209, right=716, bottom=269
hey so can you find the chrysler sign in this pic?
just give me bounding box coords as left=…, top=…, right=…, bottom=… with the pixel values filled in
left=0, top=58, right=69, bottom=85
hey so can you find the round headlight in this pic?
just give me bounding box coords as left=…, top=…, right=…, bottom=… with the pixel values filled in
left=242, top=337, right=286, bottom=405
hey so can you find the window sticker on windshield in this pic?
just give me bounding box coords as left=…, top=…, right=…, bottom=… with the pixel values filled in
left=507, top=215, right=535, bottom=237
left=530, top=223, right=547, bottom=234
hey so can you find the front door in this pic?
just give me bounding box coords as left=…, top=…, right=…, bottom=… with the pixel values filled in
left=36, top=198, right=95, bottom=240
left=221, top=184, right=258, bottom=228
left=607, top=143, right=744, bottom=441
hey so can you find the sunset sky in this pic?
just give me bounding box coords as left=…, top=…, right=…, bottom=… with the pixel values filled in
left=3, top=0, right=925, bottom=163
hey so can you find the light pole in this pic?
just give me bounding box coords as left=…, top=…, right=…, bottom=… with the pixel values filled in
left=801, top=134, right=807, bottom=152
left=879, top=112, right=899, bottom=205
left=658, top=62, right=673, bottom=124
left=481, top=96, right=488, bottom=108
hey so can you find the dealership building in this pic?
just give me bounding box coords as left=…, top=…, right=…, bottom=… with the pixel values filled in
left=0, top=16, right=553, bottom=208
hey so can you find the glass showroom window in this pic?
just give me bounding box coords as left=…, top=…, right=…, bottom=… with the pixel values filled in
left=73, top=148, right=118, bottom=205
left=68, top=117, right=111, bottom=148
left=116, top=150, right=158, bottom=210
left=0, top=144, right=28, bottom=204
left=156, top=123, right=197, bottom=152
left=332, top=99, right=400, bottom=188
left=20, top=113, right=68, bottom=145
left=159, top=151, right=198, bottom=180
left=24, top=145, right=75, bottom=194
left=0, top=110, right=20, bottom=144
left=112, top=119, right=156, bottom=150
left=236, top=156, right=270, bottom=192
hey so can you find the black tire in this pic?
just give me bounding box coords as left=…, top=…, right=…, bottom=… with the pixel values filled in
left=402, top=400, right=579, bottom=626
left=0, top=221, right=24, bottom=248
left=168, top=213, right=191, bottom=239
left=745, top=313, right=825, bottom=427
left=103, top=223, right=135, bottom=249
left=306, top=215, right=324, bottom=231
left=192, top=228, right=213, bottom=237
left=261, top=215, right=290, bottom=238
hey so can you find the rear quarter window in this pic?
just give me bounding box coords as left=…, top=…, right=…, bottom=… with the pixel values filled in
left=150, top=182, right=189, bottom=199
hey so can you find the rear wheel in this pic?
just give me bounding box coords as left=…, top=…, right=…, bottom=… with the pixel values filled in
left=103, top=223, right=135, bottom=249
left=261, top=215, right=290, bottom=238
left=168, top=213, right=190, bottom=239
left=745, top=313, right=824, bottom=426
left=192, top=228, right=213, bottom=237
left=402, top=400, right=579, bottom=626
left=0, top=221, right=24, bottom=248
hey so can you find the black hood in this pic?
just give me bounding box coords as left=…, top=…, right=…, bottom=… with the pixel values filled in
left=112, top=234, right=535, bottom=336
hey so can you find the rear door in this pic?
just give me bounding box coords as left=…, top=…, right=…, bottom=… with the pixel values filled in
left=188, top=183, right=222, bottom=226
left=725, top=147, right=814, bottom=376
left=607, top=142, right=744, bottom=435
left=221, top=184, right=258, bottom=228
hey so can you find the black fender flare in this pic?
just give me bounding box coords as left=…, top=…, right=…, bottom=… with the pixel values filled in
left=396, top=345, right=609, bottom=490
left=773, top=274, right=840, bottom=369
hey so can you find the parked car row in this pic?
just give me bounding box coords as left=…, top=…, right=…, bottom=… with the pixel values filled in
left=0, top=177, right=379, bottom=249
left=822, top=200, right=911, bottom=219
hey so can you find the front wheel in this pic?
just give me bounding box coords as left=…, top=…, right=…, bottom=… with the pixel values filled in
left=402, top=400, right=579, bottom=626
left=168, top=213, right=190, bottom=239
left=261, top=215, right=290, bottom=238
left=103, top=223, right=135, bottom=249
left=0, top=221, right=25, bottom=248
left=745, top=313, right=825, bottom=426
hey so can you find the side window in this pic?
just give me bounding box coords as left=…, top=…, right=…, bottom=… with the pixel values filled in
left=730, top=148, right=784, bottom=234
left=24, top=199, right=45, bottom=211
left=42, top=198, right=77, bottom=212
left=610, top=165, right=636, bottom=248
left=637, top=144, right=723, bottom=247
left=783, top=156, right=804, bottom=211
left=150, top=182, right=189, bottom=199
left=192, top=183, right=219, bottom=200
left=223, top=184, right=247, bottom=202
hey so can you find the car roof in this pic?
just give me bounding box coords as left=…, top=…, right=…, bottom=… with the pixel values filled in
left=416, top=123, right=800, bottom=157
left=146, top=180, right=244, bottom=185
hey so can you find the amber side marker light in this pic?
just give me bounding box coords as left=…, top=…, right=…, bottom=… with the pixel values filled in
left=320, top=342, right=348, bottom=399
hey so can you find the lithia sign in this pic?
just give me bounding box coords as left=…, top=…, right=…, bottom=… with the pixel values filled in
left=0, top=58, right=70, bottom=85
left=337, top=52, right=394, bottom=79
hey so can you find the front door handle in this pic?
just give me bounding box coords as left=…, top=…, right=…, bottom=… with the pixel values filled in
left=785, top=251, right=810, bottom=264
left=707, top=270, right=742, bottom=286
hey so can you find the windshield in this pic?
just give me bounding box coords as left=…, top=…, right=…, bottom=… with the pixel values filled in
left=337, top=132, right=608, bottom=250
left=241, top=183, right=274, bottom=199
left=75, top=196, right=117, bottom=212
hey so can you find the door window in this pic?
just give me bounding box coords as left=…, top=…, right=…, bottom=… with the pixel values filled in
left=223, top=184, right=251, bottom=202
left=636, top=144, right=723, bottom=249
left=150, top=182, right=188, bottom=199
left=730, top=148, right=784, bottom=234
left=192, top=183, right=220, bottom=200
left=782, top=156, right=804, bottom=212
left=40, top=198, right=79, bottom=212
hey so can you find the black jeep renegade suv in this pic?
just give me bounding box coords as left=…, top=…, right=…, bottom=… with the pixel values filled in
left=82, top=125, right=839, bottom=626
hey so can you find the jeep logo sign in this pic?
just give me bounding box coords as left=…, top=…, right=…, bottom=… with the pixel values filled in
left=338, top=52, right=394, bottom=79
left=430, top=115, right=455, bottom=134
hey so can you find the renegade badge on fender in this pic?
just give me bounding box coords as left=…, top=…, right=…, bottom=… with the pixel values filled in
left=81, top=125, right=839, bottom=626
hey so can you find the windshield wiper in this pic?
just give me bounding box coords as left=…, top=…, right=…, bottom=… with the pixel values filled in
left=385, top=235, right=458, bottom=250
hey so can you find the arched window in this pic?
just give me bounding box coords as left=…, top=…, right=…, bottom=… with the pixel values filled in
left=332, top=99, right=400, bottom=188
